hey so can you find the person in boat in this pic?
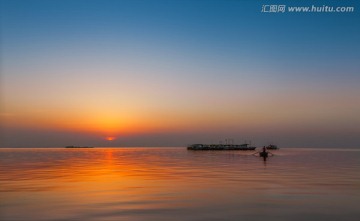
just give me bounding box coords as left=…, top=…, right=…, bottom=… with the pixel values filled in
left=260, top=146, right=268, bottom=158
left=262, top=146, right=267, bottom=153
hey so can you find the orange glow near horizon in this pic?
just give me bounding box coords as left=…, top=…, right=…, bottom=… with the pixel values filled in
left=5, top=94, right=353, bottom=139
left=0, top=107, right=210, bottom=136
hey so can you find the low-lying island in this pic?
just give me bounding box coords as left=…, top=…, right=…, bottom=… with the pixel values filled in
left=65, top=146, right=94, bottom=148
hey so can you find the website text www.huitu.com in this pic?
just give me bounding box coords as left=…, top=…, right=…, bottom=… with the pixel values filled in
left=261, top=5, right=355, bottom=13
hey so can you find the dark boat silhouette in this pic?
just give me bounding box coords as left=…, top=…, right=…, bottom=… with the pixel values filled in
left=187, top=143, right=256, bottom=151
left=266, top=144, right=279, bottom=150
left=259, top=151, right=268, bottom=157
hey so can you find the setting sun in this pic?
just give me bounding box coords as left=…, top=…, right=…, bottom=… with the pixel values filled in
left=105, top=136, right=116, bottom=141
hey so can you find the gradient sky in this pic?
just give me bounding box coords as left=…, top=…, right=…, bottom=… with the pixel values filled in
left=1, top=0, right=359, bottom=148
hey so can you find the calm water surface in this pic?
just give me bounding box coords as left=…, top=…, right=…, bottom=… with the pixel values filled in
left=1, top=147, right=359, bottom=221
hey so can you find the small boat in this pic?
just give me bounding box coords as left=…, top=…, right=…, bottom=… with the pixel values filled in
left=65, top=146, right=94, bottom=148
left=266, top=144, right=279, bottom=150
left=259, top=151, right=268, bottom=157
left=253, top=147, right=273, bottom=159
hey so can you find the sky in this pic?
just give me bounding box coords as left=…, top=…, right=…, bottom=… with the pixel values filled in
left=0, top=0, right=359, bottom=148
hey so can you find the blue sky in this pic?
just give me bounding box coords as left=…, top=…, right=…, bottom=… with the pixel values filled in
left=1, top=0, right=359, bottom=147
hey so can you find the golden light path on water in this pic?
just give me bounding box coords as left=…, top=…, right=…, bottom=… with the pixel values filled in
left=0, top=147, right=359, bottom=221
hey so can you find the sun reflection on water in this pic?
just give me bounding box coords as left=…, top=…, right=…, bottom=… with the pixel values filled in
left=0, top=148, right=359, bottom=221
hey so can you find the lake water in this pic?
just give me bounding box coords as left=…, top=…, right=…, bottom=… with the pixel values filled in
left=0, top=147, right=359, bottom=221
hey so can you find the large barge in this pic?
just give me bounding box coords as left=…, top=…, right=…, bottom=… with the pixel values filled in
left=187, top=143, right=256, bottom=151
